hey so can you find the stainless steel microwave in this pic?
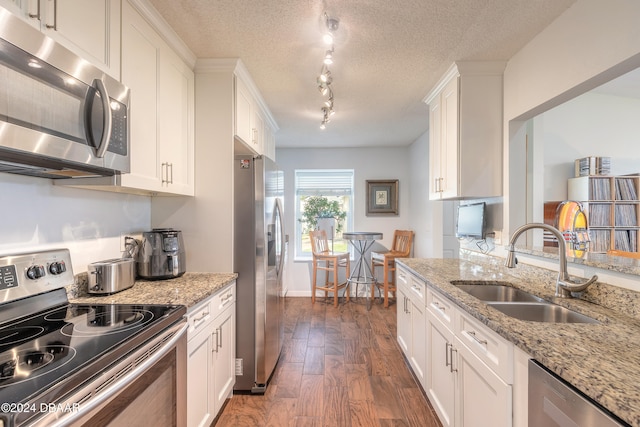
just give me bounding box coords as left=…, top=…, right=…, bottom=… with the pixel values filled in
left=0, top=7, right=130, bottom=179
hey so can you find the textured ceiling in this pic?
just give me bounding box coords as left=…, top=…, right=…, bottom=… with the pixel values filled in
left=148, top=0, right=577, bottom=148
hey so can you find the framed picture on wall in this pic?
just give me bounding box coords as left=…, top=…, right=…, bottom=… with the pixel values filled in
left=366, top=179, right=399, bottom=216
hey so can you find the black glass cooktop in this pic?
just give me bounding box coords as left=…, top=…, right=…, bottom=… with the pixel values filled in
left=0, top=289, right=185, bottom=409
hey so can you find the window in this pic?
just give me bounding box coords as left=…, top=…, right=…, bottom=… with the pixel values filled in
left=295, top=169, right=354, bottom=259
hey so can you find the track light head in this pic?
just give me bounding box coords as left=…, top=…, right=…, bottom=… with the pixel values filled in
left=325, top=14, right=340, bottom=32
left=317, top=82, right=329, bottom=96
left=324, top=49, right=334, bottom=65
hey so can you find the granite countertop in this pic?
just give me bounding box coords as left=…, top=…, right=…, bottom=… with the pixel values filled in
left=69, top=272, right=238, bottom=309
left=516, top=245, right=640, bottom=276
left=398, top=256, right=640, bottom=427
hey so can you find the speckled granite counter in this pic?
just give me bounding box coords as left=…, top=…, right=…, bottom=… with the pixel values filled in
left=398, top=256, right=640, bottom=427
left=517, top=245, right=640, bottom=276
left=68, top=272, right=237, bottom=309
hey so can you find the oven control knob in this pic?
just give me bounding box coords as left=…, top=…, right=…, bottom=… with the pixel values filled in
left=49, top=261, right=66, bottom=275
left=26, top=265, right=46, bottom=280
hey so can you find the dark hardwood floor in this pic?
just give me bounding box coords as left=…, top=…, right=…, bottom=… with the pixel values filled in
left=214, top=296, right=442, bottom=427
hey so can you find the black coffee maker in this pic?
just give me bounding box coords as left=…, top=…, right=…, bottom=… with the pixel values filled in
left=137, top=228, right=186, bottom=279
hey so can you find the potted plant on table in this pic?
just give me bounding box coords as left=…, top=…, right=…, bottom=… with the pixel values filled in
left=300, top=196, right=347, bottom=239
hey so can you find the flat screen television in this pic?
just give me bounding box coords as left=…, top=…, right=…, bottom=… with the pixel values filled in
left=456, top=202, right=486, bottom=239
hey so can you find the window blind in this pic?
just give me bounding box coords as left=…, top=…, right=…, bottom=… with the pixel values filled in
left=295, top=169, right=354, bottom=196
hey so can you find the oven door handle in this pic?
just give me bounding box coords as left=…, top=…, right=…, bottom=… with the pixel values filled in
left=38, top=320, right=188, bottom=427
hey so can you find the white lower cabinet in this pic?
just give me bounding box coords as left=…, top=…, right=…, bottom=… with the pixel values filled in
left=455, top=337, right=512, bottom=427
left=397, top=284, right=411, bottom=355
left=427, top=313, right=456, bottom=427
left=424, top=285, right=516, bottom=427
left=187, top=282, right=236, bottom=427
left=396, top=266, right=427, bottom=387
left=211, top=291, right=236, bottom=413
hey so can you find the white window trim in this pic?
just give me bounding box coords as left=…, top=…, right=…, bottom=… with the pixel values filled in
left=294, top=169, right=354, bottom=261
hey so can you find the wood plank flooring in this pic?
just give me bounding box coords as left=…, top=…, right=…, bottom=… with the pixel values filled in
left=214, top=296, right=442, bottom=427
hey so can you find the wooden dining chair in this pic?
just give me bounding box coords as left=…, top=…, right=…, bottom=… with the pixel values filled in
left=371, top=230, right=414, bottom=308
left=309, top=230, right=351, bottom=307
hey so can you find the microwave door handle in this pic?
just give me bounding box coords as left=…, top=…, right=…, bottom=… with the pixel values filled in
left=92, top=78, right=112, bottom=158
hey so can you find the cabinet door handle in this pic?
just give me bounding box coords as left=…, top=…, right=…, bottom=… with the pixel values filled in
left=450, top=346, right=457, bottom=373
left=467, top=330, right=488, bottom=346
left=161, top=162, right=174, bottom=185
left=432, top=301, right=446, bottom=314
left=445, top=342, right=451, bottom=367
left=212, top=330, right=219, bottom=353
left=45, top=0, right=57, bottom=30
left=28, top=0, right=40, bottom=19
left=217, top=326, right=223, bottom=349
left=221, top=296, right=232, bottom=307
left=192, top=311, right=209, bottom=327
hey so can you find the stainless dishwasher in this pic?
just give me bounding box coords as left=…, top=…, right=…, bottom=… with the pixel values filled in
left=529, top=360, right=629, bottom=427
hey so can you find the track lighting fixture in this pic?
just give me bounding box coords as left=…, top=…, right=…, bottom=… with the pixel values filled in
left=325, top=13, right=340, bottom=32
left=318, top=65, right=332, bottom=84
left=317, top=13, right=340, bottom=129
left=324, top=49, right=334, bottom=65
left=320, top=106, right=332, bottom=130
left=324, top=92, right=333, bottom=109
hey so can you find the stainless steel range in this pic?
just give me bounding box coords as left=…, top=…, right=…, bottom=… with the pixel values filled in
left=0, top=249, right=187, bottom=426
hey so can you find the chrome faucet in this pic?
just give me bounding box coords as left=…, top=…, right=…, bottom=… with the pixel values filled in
left=505, top=223, right=598, bottom=298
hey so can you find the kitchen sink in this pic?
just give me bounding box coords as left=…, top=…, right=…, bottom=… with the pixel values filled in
left=452, top=282, right=545, bottom=302
left=451, top=281, right=599, bottom=324
left=487, top=302, right=599, bottom=324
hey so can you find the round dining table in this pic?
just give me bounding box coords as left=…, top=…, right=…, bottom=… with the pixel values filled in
left=343, top=231, right=383, bottom=310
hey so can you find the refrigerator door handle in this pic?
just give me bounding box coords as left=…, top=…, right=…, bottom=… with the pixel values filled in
left=275, top=198, right=285, bottom=278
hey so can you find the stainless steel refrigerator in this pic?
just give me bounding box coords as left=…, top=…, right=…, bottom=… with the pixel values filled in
left=233, top=153, right=285, bottom=393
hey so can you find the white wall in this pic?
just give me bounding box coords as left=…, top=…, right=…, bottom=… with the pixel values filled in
left=538, top=92, right=640, bottom=202
left=408, top=131, right=443, bottom=258
left=504, top=0, right=640, bottom=237
left=0, top=174, right=150, bottom=272
left=152, top=63, right=235, bottom=273
left=277, top=146, right=417, bottom=297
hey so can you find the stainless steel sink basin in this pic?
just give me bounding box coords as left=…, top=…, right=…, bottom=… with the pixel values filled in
left=487, top=302, right=599, bottom=324
left=451, top=281, right=599, bottom=324
left=452, top=282, right=545, bottom=302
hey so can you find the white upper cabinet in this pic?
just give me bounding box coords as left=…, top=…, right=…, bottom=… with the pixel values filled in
left=119, top=0, right=194, bottom=196
left=120, top=2, right=160, bottom=192
left=424, top=62, right=505, bottom=200
left=234, top=64, right=277, bottom=160
left=158, top=45, right=195, bottom=195
left=235, top=76, right=253, bottom=147
left=1, top=0, right=121, bottom=78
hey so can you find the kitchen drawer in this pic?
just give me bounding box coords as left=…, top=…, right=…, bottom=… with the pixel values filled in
left=397, top=266, right=426, bottom=306
left=212, top=282, right=236, bottom=316
left=456, top=309, right=514, bottom=383
left=396, top=266, right=412, bottom=295
left=187, top=297, right=213, bottom=337
left=427, top=287, right=455, bottom=329
left=408, top=276, right=426, bottom=306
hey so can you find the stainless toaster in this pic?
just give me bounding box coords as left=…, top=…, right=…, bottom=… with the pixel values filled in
left=88, top=258, right=136, bottom=295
